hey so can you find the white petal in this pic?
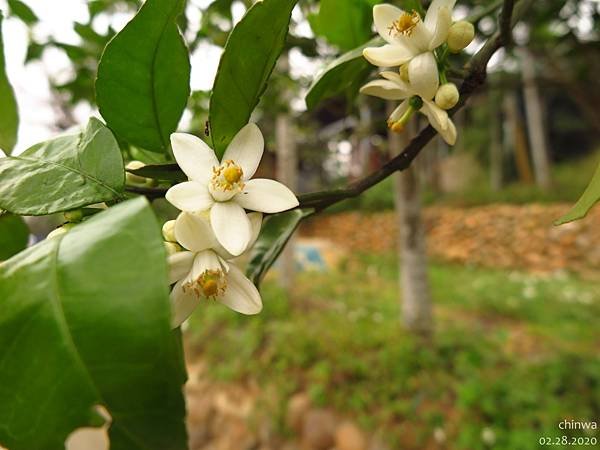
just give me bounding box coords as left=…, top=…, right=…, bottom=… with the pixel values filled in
left=422, top=104, right=457, bottom=145
left=188, top=250, right=225, bottom=282
left=363, top=44, right=414, bottom=67
left=247, top=212, right=263, bottom=250
left=170, top=133, right=218, bottom=183
left=170, top=280, right=199, bottom=328
left=167, top=251, right=194, bottom=284
left=409, top=20, right=433, bottom=52
left=210, top=202, right=252, bottom=256
left=235, top=179, right=299, bottom=214
left=421, top=100, right=449, bottom=131
left=425, top=0, right=457, bottom=30
left=222, top=123, right=264, bottom=180
left=165, top=181, right=213, bottom=213
left=174, top=212, right=217, bottom=252
left=408, top=52, right=439, bottom=100
left=360, top=79, right=409, bottom=100
left=428, top=6, right=453, bottom=49
left=389, top=100, right=410, bottom=122
left=219, top=265, right=262, bottom=315
left=439, top=118, right=457, bottom=146
left=373, top=4, right=410, bottom=46
left=65, top=427, right=109, bottom=450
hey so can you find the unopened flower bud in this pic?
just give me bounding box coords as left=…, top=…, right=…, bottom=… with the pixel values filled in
left=64, top=209, right=83, bottom=222
left=447, top=21, right=475, bottom=53
left=164, top=241, right=181, bottom=256
left=125, top=160, right=147, bottom=185
left=162, top=220, right=176, bottom=242
left=47, top=223, right=75, bottom=239
left=435, top=83, right=459, bottom=110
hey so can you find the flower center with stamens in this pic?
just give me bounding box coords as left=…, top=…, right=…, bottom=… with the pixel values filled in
left=389, top=10, right=420, bottom=36
left=184, top=269, right=226, bottom=299
left=209, top=160, right=245, bottom=201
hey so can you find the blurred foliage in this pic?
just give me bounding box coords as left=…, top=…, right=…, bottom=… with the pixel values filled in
left=187, top=252, right=600, bottom=449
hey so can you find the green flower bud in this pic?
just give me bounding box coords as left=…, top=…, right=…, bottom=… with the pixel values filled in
left=64, top=209, right=83, bottom=222
left=447, top=21, right=475, bottom=53
left=435, top=83, right=460, bottom=110
left=125, top=160, right=147, bottom=185
left=162, top=220, right=177, bottom=242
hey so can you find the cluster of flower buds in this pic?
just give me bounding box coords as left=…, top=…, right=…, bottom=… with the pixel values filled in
left=361, top=1, right=475, bottom=145
left=162, top=123, right=299, bottom=327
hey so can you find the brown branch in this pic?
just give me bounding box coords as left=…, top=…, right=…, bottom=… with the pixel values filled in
left=298, top=0, right=533, bottom=212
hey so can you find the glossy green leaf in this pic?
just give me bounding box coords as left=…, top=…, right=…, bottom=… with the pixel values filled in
left=0, top=118, right=124, bottom=215
left=555, top=161, right=600, bottom=225
left=128, top=163, right=186, bottom=182
left=209, top=0, right=297, bottom=158
left=0, top=213, right=29, bottom=260
left=305, top=37, right=380, bottom=110
left=308, top=0, right=373, bottom=51
left=0, top=198, right=187, bottom=450
left=7, top=0, right=38, bottom=24
left=96, top=0, right=190, bottom=152
left=0, top=12, right=19, bottom=154
left=246, top=208, right=313, bottom=286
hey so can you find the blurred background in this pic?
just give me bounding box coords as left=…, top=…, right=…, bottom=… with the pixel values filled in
left=1, top=0, right=599, bottom=449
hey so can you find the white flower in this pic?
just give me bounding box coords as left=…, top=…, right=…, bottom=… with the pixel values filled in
left=363, top=1, right=456, bottom=99
left=166, top=123, right=299, bottom=256
left=167, top=211, right=263, bottom=328
left=360, top=71, right=457, bottom=145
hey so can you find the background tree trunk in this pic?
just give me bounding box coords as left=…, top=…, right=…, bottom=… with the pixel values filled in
left=489, top=92, right=503, bottom=191
left=388, top=111, right=433, bottom=336
left=276, top=113, right=298, bottom=291
left=503, top=91, right=534, bottom=184
left=519, top=47, right=552, bottom=190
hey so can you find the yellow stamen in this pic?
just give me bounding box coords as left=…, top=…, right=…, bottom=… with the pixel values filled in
left=389, top=10, right=420, bottom=37
left=223, top=165, right=243, bottom=184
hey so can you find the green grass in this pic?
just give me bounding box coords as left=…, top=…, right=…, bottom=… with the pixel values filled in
left=186, top=254, right=600, bottom=450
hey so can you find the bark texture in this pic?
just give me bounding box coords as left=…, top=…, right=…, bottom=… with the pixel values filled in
left=389, top=116, right=433, bottom=335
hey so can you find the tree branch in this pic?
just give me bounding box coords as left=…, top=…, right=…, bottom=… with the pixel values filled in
left=298, top=0, right=533, bottom=212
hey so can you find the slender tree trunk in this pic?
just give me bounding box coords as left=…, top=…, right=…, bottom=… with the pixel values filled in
left=519, top=47, right=552, bottom=190
left=503, top=91, right=534, bottom=184
left=388, top=110, right=433, bottom=336
left=276, top=113, right=297, bottom=291
left=490, top=92, right=503, bottom=191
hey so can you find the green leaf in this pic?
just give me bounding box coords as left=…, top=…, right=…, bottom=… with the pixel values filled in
left=246, top=208, right=313, bottom=286
left=96, top=0, right=191, bottom=152
left=209, top=0, right=297, bottom=158
left=0, top=213, right=29, bottom=260
left=555, top=161, right=600, bottom=225
left=0, top=12, right=19, bottom=155
left=308, top=0, right=373, bottom=51
left=0, top=118, right=125, bottom=216
left=7, top=0, right=38, bottom=24
left=128, top=163, right=186, bottom=182
left=305, top=37, right=380, bottom=110
left=0, top=198, right=187, bottom=450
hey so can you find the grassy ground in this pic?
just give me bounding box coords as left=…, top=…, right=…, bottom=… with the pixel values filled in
left=186, top=254, right=600, bottom=450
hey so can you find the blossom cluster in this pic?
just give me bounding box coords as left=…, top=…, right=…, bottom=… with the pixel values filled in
left=163, top=123, right=299, bottom=327
left=361, top=0, right=475, bottom=145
